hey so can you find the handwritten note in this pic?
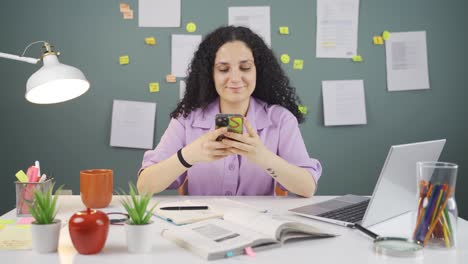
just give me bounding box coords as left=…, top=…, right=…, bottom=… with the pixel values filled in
left=279, top=26, right=289, bottom=35
left=149, top=83, right=159, bottom=93
left=280, top=54, right=290, bottom=64
left=119, top=55, right=129, bottom=65
left=293, top=59, right=304, bottom=70
left=145, top=37, right=156, bottom=45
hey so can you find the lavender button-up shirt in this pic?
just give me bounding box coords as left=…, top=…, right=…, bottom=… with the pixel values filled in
left=140, top=97, right=322, bottom=196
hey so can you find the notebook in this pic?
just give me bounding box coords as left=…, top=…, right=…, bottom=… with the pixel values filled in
left=289, top=139, right=446, bottom=227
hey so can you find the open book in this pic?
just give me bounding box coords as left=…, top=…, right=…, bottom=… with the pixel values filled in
left=152, top=198, right=266, bottom=225
left=161, top=208, right=337, bottom=260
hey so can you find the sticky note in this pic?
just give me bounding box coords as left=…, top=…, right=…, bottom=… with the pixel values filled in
left=145, top=37, right=156, bottom=45
left=166, top=74, right=177, bottom=83
left=245, top=247, right=256, bottom=257
left=352, top=55, right=363, bottom=62
left=123, top=10, right=133, bottom=20
left=373, top=36, right=384, bottom=45
left=298, top=105, right=308, bottom=114
left=186, top=22, right=197, bottom=33
left=15, top=170, right=29, bottom=183
left=119, top=55, right=129, bottom=65
left=382, top=30, right=391, bottom=40
left=119, top=3, right=130, bottom=12
left=149, top=83, right=159, bottom=93
left=17, top=218, right=35, bottom=225
left=0, top=220, right=15, bottom=225
left=280, top=54, right=290, bottom=64
left=293, top=59, right=304, bottom=70
left=279, top=26, right=289, bottom=35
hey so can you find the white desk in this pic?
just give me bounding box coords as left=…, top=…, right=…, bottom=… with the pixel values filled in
left=1, top=195, right=466, bottom=264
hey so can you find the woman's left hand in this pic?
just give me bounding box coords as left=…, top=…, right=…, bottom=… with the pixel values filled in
left=222, top=118, right=270, bottom=164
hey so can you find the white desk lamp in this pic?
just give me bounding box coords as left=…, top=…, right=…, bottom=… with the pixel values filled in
left=0, top=41, right=90, bottom=104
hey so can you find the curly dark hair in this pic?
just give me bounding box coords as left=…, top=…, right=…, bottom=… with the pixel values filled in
left=170, top=26, right=305, bottom=123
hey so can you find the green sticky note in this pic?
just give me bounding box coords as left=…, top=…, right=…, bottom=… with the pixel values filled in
left=279, top=26, right=289, bottom=35
left=280, top=54, right=290, bottom=64
left=186, top=22, right=197, bottom=33
left=0, top=219, right=16, bottom=225
left=119, top=55, right=129, bottom=65
left=15, top=170, right=29, bottom=182
left=352, top=55, right=363, bottom=62
left=149, top=82, right=160, bottom=93
left=293, top=59, right=304, bottom=70
left=382, top=30, right=391, bottom=40
left=298, top=105, right=308, bottom=114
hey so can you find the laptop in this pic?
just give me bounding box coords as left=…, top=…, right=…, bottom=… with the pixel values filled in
left=289, top=139, right=446, bottom=227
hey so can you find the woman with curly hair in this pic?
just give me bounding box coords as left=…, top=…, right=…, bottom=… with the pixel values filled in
left=137, top=26, right=321, bottom=197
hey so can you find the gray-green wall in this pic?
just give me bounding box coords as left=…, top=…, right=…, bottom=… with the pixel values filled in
left=1, top=0, right=467, bottom=218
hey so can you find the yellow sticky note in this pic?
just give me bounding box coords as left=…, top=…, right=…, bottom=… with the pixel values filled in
left=293, top=59, right=304, bottom=70
left=15, top=170, right=29, bottom=183
left=186, top=22, right=197, bottom=33
left=119, top=55, right=129, bottom=65
left=352, top=55, right=363, bottom=62
left=123, top=10, right=133, bottom=20
left=382, top=30, right=391, bottom=40
left=373, top=36, right=384, bottom=45
left=279, top=27, right=289, bottom=35
left=145, top=37, right=156, bottom=45
left=280, top=54, right=290, bottom=64
left=0, top=220, right=16, bottom=225
left=298, top=105, right=308, bottom=114
left=149, top=83, right=159, bottom=93
left=166, top=74, right=177, bottom=83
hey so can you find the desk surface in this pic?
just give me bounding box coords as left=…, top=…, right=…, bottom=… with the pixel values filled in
left=1, top=195, right=466, bottom=264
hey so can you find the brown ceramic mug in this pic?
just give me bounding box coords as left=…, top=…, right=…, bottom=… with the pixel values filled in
left=80, top=169, right=113, bottom=208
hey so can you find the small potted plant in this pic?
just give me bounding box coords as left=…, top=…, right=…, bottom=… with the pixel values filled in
left=27, top=182, right=63, bottom=253
left=119, top=182, right=157, bottom=253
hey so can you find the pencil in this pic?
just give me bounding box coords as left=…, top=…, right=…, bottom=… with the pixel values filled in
left=442, top=213, right=450, bottom=248
left=423, top=188, right=454, bottom=245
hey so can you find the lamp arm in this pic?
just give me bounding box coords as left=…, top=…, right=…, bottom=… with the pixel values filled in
left=0, top=52, right=39, bottom=64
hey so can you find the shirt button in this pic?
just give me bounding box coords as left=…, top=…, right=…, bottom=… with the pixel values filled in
left=228, top=164, right=235, bottom=170
left=225, top=191, right=232, bottom=196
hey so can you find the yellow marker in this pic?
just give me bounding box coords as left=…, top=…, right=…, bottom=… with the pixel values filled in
left=279, top=27, right=289, bottom=35
left=186, top=22, right=197, bottom=33
left=119, top=55, right=129, bottom=65
left=382, top=30, right=391, bottom=40
left=373, top=36, right=383, bottom=45
left=145, top=37, right=156, bottom=45
left=293, top=59, right=304, bottom=70
left=280, top=54, right=290, bottom=64
left=166, top=74, right=177, bottom=83
left=298, top=105, right=308, bottom=114
left=149, top=83, right=159, bottom=93
left=15, top=170, right=29, bottom=182
left=352, top=55, right=363, bottom=62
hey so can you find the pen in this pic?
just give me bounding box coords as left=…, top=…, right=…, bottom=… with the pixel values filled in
left=160, top=206, right=209, bottom=211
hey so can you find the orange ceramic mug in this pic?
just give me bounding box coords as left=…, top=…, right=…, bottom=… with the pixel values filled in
left=80, top=169, right=113, bottom=208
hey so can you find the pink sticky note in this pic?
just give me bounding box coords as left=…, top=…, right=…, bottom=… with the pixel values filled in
left=17, top=217, right=35, bottom=224
left=244, top=247, right=256, bottom=257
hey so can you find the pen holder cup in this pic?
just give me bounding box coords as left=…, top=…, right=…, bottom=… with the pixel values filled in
left=15, top=179, right=53, bottom=217
left=412, top=162, right=458, bottom=249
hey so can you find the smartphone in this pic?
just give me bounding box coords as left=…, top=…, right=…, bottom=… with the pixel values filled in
left=215, top=114, right=243, bottom=141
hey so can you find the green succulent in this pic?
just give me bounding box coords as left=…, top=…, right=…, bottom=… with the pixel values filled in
left=119, top=182, right=157, bottom=225
left=26, top=183, right=63, bottom=225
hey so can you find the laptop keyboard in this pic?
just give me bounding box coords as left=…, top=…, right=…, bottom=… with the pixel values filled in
left=317, top=199, right=370, bottom=223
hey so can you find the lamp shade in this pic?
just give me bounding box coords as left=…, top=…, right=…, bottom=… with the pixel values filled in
left=26, top=54, right=90, bottom=104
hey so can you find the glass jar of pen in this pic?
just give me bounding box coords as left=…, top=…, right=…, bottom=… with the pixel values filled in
left=15, top=179, right=53, bottom=216
left=412, top=162, right=458, bottom=249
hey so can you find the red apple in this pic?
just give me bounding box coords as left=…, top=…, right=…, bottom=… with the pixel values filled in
left=69, top=208, right=109, bottom=254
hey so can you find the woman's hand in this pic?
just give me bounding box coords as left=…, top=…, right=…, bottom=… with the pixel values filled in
left=182, top=127, right=231, bottom=164
left=222, top=118, right=270, bottom=164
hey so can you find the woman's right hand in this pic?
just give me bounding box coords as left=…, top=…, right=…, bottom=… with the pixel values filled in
left=181, top=127, right=231, bottom=165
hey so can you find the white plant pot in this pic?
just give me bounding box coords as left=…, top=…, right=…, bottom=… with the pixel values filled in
left=30, top=219, right=62, bottom=253
left=125, top=221, right=154, bottom=253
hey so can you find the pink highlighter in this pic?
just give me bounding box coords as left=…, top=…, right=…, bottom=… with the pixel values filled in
left=26, top=166, right=39, bottom=182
